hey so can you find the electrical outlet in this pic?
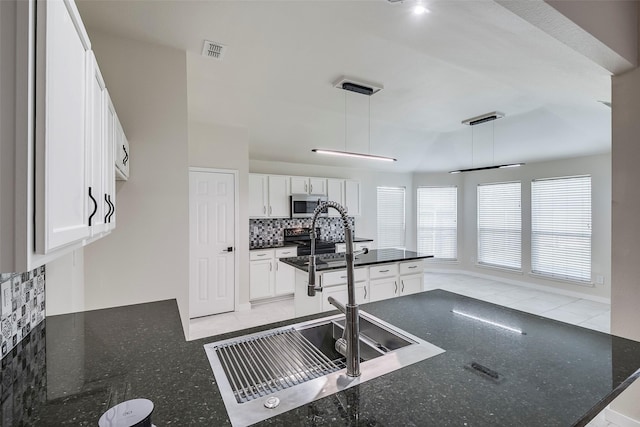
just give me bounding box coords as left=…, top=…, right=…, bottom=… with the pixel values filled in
left=1, top=279, right=11, bottom=317
left=253, top=226, right=259, bottom=235
left=595, top=274, right=605, bottom=285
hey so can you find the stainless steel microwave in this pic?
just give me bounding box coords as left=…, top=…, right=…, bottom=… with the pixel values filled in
left=290, top=195, right=328, bottom=218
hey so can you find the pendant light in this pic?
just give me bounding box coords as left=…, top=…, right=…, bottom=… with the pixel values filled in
left=313, top=79, right=397, bottom=163
left=449, top=111, right=524, bottom=173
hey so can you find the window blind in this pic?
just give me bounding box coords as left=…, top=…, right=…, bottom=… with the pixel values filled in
left=531, top=176, right=592, bottom=282
left=477, top=182, right=521, bottom=270
left=417, top=187, right=457, bottom=260
left=377, top=187, right=406, bottom=249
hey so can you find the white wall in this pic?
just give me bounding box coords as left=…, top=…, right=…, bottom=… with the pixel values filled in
left=249, top=160, right=416, bottom=251
left=610, top=62, right=640, bottom=427
left=414, top=153, right=611, bottom=300
left=188, top=121, right=251, bottom=305
left=80, top=32, right=190, bottom=335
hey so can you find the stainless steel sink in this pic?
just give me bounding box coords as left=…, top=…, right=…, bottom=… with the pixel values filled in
left=203, top=311, right=445, bottom=427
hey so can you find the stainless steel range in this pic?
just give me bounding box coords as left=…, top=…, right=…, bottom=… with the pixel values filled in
left=283, top=227, right=336, bottom=256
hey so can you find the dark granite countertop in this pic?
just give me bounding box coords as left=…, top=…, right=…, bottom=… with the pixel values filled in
left=249, top=242, right=298, bottom=250
left=4, top=290, right=640, bottom=426
left=280, top=248, right=433, bottom=272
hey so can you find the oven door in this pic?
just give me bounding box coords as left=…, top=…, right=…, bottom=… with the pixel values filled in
left=290, top=195, right=328, bottom=218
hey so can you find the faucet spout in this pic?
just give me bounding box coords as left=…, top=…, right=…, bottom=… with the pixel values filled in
left=307, top=200, right=360, bottom=377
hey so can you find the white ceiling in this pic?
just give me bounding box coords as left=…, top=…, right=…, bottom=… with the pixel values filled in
left=77, top=0, right=612, bottom=173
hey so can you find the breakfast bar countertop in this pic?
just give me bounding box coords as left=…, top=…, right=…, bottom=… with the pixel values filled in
left=6, top=290, right=640, bottom=426
left=280, top=248, right=433, bottom=272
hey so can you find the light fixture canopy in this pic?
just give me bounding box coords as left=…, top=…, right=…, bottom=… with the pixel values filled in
left=312, top=149, right=396, bottom=162
left=449, top=163, right=525, bottom=174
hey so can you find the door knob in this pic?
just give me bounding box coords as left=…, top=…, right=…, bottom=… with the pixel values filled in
left=224, top=247, right=233, bottom=252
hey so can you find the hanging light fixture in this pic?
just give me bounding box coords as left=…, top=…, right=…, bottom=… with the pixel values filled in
left=312, top=78, right=397, bottom=163
left=449, top=111, right=524, bottom=173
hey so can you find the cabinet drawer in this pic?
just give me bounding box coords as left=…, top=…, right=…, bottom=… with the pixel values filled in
left=250, top=249, right=274, bottom=261
left=400, top=260, right=424, bottom=275
left=275, top=248, right=297, bottom=258
left=322, top=268, right=367, bottom=286
left=369, top=263, right=398, bottom=279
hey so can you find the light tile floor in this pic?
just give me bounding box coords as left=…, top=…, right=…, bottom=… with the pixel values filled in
left=189, top=271, right=615, bottom=426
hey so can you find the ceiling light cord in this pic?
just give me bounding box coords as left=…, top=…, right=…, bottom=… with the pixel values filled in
left=368, top=96, right=371, bottom=155
left=344, top=91, right=347, bottom=152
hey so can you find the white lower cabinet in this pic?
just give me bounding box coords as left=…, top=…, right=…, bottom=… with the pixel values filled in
left=399, top=274, right=423, bottom=296
left=275, top=247, right=296, bottom=295
left=249, top=258, right=274, bottom=300
left=250, top=248, right=298, bottom=301
left=369, top=277, right=398, bottom=302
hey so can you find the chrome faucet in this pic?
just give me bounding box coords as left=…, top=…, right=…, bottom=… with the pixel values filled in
left=307, top=201, right=364, bottom=378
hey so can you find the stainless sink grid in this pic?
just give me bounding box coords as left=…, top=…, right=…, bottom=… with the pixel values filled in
left=214, top=328, right=343, bottom=403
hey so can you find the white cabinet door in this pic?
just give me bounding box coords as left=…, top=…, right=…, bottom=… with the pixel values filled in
left=309, top=178, right=327, bottom=196
left=290, top=176, right=308, bottom=194
left=400, top=274, right=423, bottom=296
left=355, top=282, right=369, bottom=304
left=35, top=0, right=92, bottom=253
left=86, top=51, right=107, bottom=236
left=275, top=261, right=295, bottom=295
left=249, top=174, right=268, bottom=218
left=369, top=277, right=398, bottom=302
left=344, top=180, right=361, bottom=216
left=250, top=259, right=274, bottom=300
left=268, top=175, right=290, bottom=218
left=326, top=179, right=344, bottom=217
left=115, top=124, right=129, bottom=180
left=104, top=91, right=117, bottom=231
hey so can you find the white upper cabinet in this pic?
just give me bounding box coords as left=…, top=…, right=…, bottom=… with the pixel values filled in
left=267, top=175, right=290, bottom=218
left=344, top=180, right=361, bottom=216
left=249, top=174, right=268, bottom=218
left=86, top=51, right=108, bottom=236
left=326, top=179, right=344, bottom=217
left=35, top=0, right=92, bottom=253
left=115, top=119, right=129, bottom=180
left=290, top=177, right=327, bottom=196
left=249, top=174, right=291, bottom=218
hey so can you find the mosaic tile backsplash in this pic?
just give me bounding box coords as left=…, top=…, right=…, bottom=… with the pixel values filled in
left=250, top=217, right=356, bottom=247
left=0, top=267, right=46, bottom=360
left=0, top=322, right=46, bottom=425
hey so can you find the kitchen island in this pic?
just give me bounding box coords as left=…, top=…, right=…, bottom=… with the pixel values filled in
left=280, top=248, right=434, bottom=316
left=5, top=290, right=640, bottom=426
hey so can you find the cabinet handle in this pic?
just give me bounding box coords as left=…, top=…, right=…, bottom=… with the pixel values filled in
left=270, top=262, right=272, bottom=272
left=340, top=275, right=347, bottom=279
left=380, top=269, right=389, bottom=273
left=276, top=262, right=278, bottom=271
left=263, top=206, right=266, bottom=214
left=310, top=184, right=313, bottom=193
left=88, top=187, right=98, bottom=226
left=408, top=265, right=417, bottom=269
left=364, top=287, right=367, bottom=299
left=104, top=194, right=112, bottom=223
left=269, top=206, right=272, bottom=215
left=305, top=182, right=308, bottom=192
left=394, top=281, right=398, bottom=294
left=108, top=195, right=115, bottom=222
left=402, top=280, right=405, bottom=293
left=256, top=254, right=266, bottom=257
left=122, top=145, right=129, bottom=166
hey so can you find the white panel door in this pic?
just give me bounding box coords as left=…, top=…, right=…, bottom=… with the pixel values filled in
left=189, top=171, right=236, bottom=318
left=267, top=175, right=290, bottom=218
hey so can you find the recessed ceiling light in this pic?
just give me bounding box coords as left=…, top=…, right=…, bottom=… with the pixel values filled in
left=413, top=5, right=429, bottom=15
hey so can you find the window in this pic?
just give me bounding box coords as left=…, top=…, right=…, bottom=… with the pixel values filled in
left=377, top=187, right=406, bottom=249
left=531, top=176, right=592, bottom=282
left=417, top=187, right=457, bottom=260
left=477, top=182, right=521, bottom=270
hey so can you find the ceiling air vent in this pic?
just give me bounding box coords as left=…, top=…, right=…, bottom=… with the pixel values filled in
left=202, top=40, right=226, bottom=60
left=461, top=111, right=505, bottom=126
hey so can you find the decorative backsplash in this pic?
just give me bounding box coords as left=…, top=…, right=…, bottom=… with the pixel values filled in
left=1, top=267, right=46, bottom=360
left=250, top=217, right=356, bottom=247
left=0, top=322, right=46, bottom=424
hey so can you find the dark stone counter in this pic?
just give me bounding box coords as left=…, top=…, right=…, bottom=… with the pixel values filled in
left=280, top=248, right=433, bottom=272
left=249, top=242, right=298, bottom=250
left=3, top=290, right=640, bottom=426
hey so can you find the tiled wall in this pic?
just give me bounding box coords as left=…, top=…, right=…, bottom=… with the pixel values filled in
left=0, top=322, right=46, bottom=425
left=0, top=267, right=46, bottom=359
left=250, top=217, right=356, bottom=247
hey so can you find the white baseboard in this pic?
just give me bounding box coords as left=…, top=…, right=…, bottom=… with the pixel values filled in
left=424, top=268, right=610, bottom=304
left=605, top=406, right=640, bottom=427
